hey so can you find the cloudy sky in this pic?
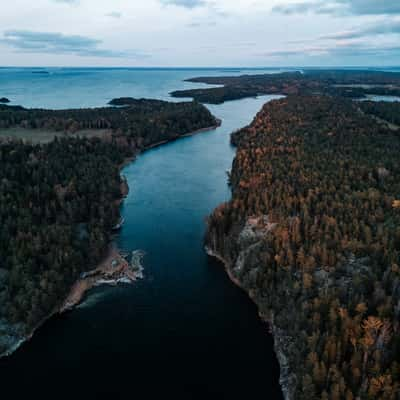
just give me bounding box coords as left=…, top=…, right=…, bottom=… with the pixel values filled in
left=0, top=0, right=399, bottom=67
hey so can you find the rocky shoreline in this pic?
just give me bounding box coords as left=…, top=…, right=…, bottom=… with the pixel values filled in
left=60, top=247, right=145, bottom=312
left=205, top=218, right=296, bottom=400
left=0, top=157, right=136, bottom=359
left=0, top=247, right=145, bottom=359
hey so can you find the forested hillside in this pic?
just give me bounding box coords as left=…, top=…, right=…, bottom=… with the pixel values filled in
left=206, top=96, right=400, bottom=399
left=0, top=99, right=218, bottom=356
left=360, top=101, right=400, bottom=127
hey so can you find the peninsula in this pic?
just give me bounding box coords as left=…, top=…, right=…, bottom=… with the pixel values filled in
left=206, top=94, right=400, bottom=399
left=0, top=98, right=219, bottom=358
left=171, top=70, right=400, bottom=104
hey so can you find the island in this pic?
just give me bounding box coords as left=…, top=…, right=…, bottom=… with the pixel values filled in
left=171, top=70, right=400, bottom=104
left=0, top=98, right=10, bottom=104
left=0, top=98, right=219, bottom=358
left=108, top=97, right=149, bottom=106
left=206, top=95, right=400, bottom=399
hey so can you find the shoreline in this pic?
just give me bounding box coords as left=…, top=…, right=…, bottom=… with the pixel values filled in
left=60, top=247, right=144, bottom=313
left=144, top=120, right=222, bottom=150
left=205, top=245, right=294, bottom=400
left=0, top=118, right=222, bottom=360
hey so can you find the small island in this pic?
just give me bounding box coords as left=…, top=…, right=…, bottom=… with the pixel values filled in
left=108, top=97, right=147, bottom=106
left=0, top=98, right=10, bottom=104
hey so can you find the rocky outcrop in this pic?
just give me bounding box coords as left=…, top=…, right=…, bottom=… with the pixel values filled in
left=205, top=216, right=296, bottom=400
left=61, top=248, right=144, bottom=312
left=0, top=248, right=145, bottom=359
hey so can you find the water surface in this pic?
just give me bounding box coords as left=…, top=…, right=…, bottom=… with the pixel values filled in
left=0, top=67, right=287, bottom=109
left=363, top=94, right=400, bottom=102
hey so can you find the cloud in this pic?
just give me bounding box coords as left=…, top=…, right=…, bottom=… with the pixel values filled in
left=272, top=2, right=338, bottom=15
left=52, top=0, right=79, bottom=4
left=320, top=19, right=400, bottom=40
left=260, top=42, right=400, bottom=59
left=105, top=12, right=122, bottom=19
left=0, top=30, right=146, bottom=58
left=160, top=0, right=206, bottom=9
left=187, top=21, right=216, bottom=28
left=273, top=0, right=400, bottom=16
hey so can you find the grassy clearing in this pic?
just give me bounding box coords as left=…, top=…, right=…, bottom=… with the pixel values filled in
left=0, top=128, right=111, bottom=144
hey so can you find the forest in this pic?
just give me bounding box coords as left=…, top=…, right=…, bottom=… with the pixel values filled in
left=206, top=95, right=400, bottom=399
left=360, top=101, right=400, bottom=127
left=0, top=99, right=217, bottom=147
left=0, top=99, right=217, bottom=355
left=171, top=70, right=400, bottom=104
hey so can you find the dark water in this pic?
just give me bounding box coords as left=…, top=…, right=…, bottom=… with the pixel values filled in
left=0, top=94, right=284, bottom=399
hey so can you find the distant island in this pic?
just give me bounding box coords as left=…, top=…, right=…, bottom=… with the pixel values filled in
left=171, top=70, right=400, bottom=104
left=206, top=93, right=400, bottom=399
left=0, top=98, right=10, bottom=104
left=0, top=98, right=219, bottom=358
left=31, top=70, right=50, bottom=75
left=108, top=97, right=149, bottom=106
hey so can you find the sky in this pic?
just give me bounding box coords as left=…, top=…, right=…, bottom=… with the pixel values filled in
left=0, top=0, right=399, bottom=67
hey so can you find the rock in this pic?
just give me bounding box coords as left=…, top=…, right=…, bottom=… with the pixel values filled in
left=378, top=167, right=390, bottom=179
left=0, top=98, right=10, bottom=104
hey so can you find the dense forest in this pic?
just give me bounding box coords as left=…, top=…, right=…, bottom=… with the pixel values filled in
left=206, top=95, right=400, bottom=399
left=360, top=101, right=400, bottom=127
left=0, top=138, right=126, bottom=328
left=0, top=99, right=217, bottom=147
left=0, top=99, right=217, bottom=356
left=171, top=70, right=400, bottom=104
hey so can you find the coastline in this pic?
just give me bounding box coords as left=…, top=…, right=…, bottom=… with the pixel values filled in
left=144, top=120, right=222, bottom=150
left=205, top=245, right=294, bottom=400
left=60, top=246, right=144, bottom=313
left=0, top=246, right=144, bottom=359
left=0, top=118, right=222, bottom=360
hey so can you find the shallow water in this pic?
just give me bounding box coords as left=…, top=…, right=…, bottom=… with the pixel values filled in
left=0, top=67, right=285, bottom=399
left=363, top=94, right=400, bottom=102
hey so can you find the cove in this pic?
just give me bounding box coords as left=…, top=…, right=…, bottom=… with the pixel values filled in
left=0, top=94, right=284, bottom=400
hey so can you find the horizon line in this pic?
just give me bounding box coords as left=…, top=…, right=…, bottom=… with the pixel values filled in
left=0, top=65, right=400, bottom=69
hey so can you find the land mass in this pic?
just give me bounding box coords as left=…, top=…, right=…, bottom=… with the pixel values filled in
left=0, top=98, right=219, bottom=358
left=206, top=95, right=400, bottom=399
left=171, top=70, right=400, bottom=104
